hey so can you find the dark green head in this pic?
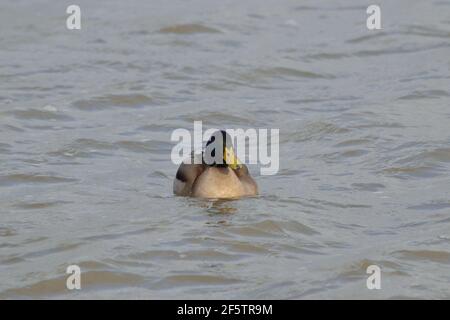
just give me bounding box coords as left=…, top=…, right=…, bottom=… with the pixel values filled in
left=203, top=130, right=241, bottom=169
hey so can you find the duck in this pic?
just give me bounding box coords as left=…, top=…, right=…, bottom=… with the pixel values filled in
left=173, top=130, right=258, bottom=198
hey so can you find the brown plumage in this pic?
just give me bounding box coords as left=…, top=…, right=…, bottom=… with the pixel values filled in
left=173, top=131, right=258, bottom=199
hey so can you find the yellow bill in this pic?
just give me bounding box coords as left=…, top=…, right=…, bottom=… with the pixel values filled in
left=224, top=147, right=242, bottom=169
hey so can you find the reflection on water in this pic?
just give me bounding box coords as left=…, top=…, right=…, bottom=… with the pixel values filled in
left=204, top=200, right=239, bottom=215
left=1, top=0, right=450, bottom=299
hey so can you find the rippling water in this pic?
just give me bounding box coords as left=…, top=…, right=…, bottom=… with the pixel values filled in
left=1, top=0, right=450, bottom=299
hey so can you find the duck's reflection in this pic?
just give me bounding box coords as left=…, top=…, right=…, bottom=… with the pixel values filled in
left=187, top=198, right=238, bottom=226
left=205, top=199, right=238, bottom=215
left=205, top=200, right=238, bottom=226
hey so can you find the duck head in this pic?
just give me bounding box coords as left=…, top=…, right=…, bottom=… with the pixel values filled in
left=203, top=130, right=242, bottom=170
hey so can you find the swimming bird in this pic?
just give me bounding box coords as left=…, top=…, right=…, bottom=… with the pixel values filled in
left=173, top=130, right=258, bottom=198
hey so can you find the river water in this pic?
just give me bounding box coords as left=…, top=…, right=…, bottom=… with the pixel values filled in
left=1, top=0, right=450, bottom=299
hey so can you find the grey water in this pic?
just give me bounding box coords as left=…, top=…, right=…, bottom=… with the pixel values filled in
left=0, top=0, right=450, bottom=299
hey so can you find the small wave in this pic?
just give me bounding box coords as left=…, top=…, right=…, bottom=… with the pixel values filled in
left=354, top=43, right=450, bottom=58
left=127, top=249, right=239, bottom=262
left=381, top=166, right=440, bottom=178
left=48, top=138, right=116, bottom=159
left=13, top=201, right=70, bottom=210
left=149, top=170, right=170, bottom=180
left=337, top=259, right=380, bottom=279
left=155, top=274, right=240, bottom=288
left=277, top=244, right=324, bottom=256
left=81, top=227, right=156, bottom=242
left=0, top=143, right=11, bottom=154
left=403, top=24, right=450, bottom=39
left=304, top=52, right=350, bottom=61
left=0, top=173, right=77, bottom=187
left=0, top=227, right=17, bottom=237
left=402, top=148, right=450, bottom=164
left=158, top=24, right=221, bottom=34
left=294, top=5, right=365, bottom=11
left=2, top=124, right=25, bottom=132
left=352, top=183, right=385, bottom=192
left=225, top=219, right=318, bottom=238
left=127, top=30, right=150, bottom=36
left=334, top=139, right=371, bottom=148
left=226, top=240, right=272, bottom=254
left=170, top=110, right=257, bottom=127
left=277, top=169, right=305, bottom=176
left=0, top=242, right=83, bottom=267
left=114, top=140, right=172, bottom=154
left=398, top=90, right=449, bottom=100
left=72, top=94, right=155, bottom=110
left=137, top=123, right=172, bottom=132
left=346, top=32, right=389, bottom=44
left=309, top=198, right=371, bottom=209
left=5, top=108, right=73, bottom=121
left=321, top=149, right=369, bottom=162
left=0, top=271, right=145, bottom=298
left=408, top=201, right=450, bottom=211
left=392, top=249, right=450, bottom=264
left=337, top=259, right=408, bottom=283
left=286, top=96, right=359, bottom=105
left=281, top=122, right=349, bottom=143
left=239, top=67, right=333, bottom=82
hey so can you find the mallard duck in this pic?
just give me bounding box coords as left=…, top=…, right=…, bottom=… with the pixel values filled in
left=173, top=130, right=258, bottom=198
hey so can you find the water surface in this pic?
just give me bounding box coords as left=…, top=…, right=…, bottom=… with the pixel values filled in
left=1, top=0, right=450, bottom=299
